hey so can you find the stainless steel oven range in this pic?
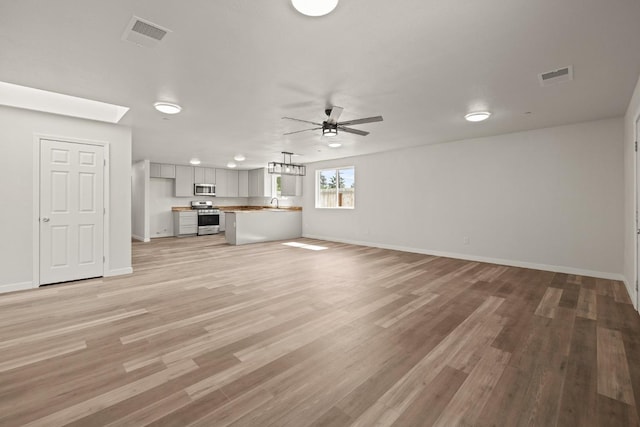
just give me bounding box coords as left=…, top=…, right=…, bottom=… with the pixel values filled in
left=191, top=200, right=220, bottom=235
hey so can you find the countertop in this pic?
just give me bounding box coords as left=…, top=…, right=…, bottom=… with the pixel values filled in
left=171, top=206, right=302, bottom=212
left=224, top=208, right=302, bottom=213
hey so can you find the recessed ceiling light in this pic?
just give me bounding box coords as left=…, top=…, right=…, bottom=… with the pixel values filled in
left=234, top=154, right=246, bottom=161
left=464, top=111, right=491, bottom=122
left=291, top=0, right=339, bottom=17
left=154, top=102, right=182, bottom=114
left=190, top=158, right=201, bottom=165
left=328, top=142, right=342, bottom=148
left=227, top=162, right=237, bottom=168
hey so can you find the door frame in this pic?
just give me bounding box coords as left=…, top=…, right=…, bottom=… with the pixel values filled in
left=32, top=134, right=110, bottom=288
left=636, top=116, right=640, bottom=310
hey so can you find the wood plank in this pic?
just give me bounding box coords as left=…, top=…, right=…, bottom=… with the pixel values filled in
left=0, top=340, right=86, bottom=373
left=597, top=327, right=636, bottom=405
left=349, top=296, right=505, bottom=426
left=534, top=287, right=563, bottom=318
left=22, top=360, right=198, bottom=427
left=557, top=317, right=598, bottom=427
left=374, top=292, right=439, bottom=328
left=188, top=387, right=273, bottom=426
left=577, top=287, right=597, bottom=320
left=390, top=366, right=467, bottom=427
left=432, top=347, right=511, bottom=427
left=597, top=395, right=640, bottom=427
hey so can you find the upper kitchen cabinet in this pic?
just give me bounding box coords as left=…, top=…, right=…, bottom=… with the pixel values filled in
left=216, top=169, right=240, bottom=198
left=228, top=170, right=239, bottom=197
left=150, top=163, right=175, bottom=179
left=175, top=165, right=194, bottom=197
left=238, top=170, right=249, bottom=197
left=281, top=175, right=303, bottom=197
left=194, top=167, right=215, bottom=184
left=248, top=168, right=272, bottom=197
left=215, top=168, right=228, bottom=197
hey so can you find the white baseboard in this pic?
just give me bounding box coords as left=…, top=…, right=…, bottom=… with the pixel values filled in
left=0, top=281, right=35, bottom=294
left=106, top=267, right=133, bottom=277
left=151, top=234, right=173, bottom=239
left=621, top=276, right=638, bottom=310
left=302, top=234, right=625, bottom=281
left=132, top=234, right=150, bottom=243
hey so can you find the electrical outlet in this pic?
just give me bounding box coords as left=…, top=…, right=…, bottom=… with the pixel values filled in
left=463, top=236, right=470, bottom=245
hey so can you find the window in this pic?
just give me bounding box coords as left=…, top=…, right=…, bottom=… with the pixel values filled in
left=272, top=175, right=282, bottom=197
left=316, top=167, right=355, bottom=208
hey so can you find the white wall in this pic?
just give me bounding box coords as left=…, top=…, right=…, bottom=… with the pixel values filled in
left=149, top=178, right=249, bottom=237
left=303, top=118, right=624, bottom=279
left=0, top=106, right=132, bottom=293
left=623, top=75, right=640, bottom=308
left=132, top=160, right=149, bottom=242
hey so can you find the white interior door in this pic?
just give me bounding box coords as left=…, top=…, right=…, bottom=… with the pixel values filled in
left=40, top=139, right=104, bottom=285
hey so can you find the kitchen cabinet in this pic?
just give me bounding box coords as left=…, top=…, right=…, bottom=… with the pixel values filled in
left=215, top=168, right=229, bottom=197
left=175, top=165, right=194, bottom=197
left=238, top=170, right=249, bottom=197
left=219, top=211, right=226, bottom=232
left=173, top=211, right=197, bottom=236
left=248, top=168, right=272, bottom=197
left=281, top=175, right=303, bottom=197
left=227, top=170, right=239, bottom=197
left=150, top=163, right=175, bottom=178
left=225, top=210, right=302, bottom=245
left=194, top=167, right=216, bottom=184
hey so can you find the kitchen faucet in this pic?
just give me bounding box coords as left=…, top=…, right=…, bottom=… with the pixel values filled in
left=270, top=197, right=279, bottom=209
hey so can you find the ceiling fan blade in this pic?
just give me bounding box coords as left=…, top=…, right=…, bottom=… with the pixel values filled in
left=327, top=106, right=344, bottom=124
left=284, top=127, right=322, bottom=135
left=282, top=117, right=323, bottom=126
left=338, top=116, right=384, bottom=126
left=338, top=126, right=370, bottom=136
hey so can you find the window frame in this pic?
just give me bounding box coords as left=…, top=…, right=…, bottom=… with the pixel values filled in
left=315, top=166, right=355, bottom=209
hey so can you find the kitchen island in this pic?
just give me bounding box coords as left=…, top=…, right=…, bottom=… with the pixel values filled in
left=224, top=209, right=302, bottom=245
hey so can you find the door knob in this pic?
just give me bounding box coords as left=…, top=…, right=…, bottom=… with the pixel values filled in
left=42, top=217, right=50, bottom=222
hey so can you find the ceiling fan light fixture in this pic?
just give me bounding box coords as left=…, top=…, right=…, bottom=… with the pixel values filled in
left=154, top=102, right=182, bottom=114
left=464, top=111, right=491, bottom=122
left=322, top=127, right=338, bottom=137
left=291, top=0, right=338, bottom=17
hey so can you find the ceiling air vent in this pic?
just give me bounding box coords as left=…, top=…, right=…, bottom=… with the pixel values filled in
left=538, top=66, right=573, bottom=87
left=122, top=16, right=171, bottom=48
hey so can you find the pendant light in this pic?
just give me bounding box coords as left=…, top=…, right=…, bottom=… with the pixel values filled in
left=268, top=152, right=306, bottom=176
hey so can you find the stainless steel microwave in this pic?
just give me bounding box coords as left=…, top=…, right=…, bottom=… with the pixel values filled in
left=194, top=183, right=215, bottom=196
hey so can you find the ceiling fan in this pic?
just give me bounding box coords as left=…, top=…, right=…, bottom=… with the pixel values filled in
left=282, top=106, right=383, bottom=137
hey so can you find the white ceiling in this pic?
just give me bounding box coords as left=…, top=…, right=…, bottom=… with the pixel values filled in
left=1, top=0, right=640, bottom=169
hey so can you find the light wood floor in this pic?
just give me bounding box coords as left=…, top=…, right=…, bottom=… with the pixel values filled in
left=1, top=235, right=639, bottom=426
